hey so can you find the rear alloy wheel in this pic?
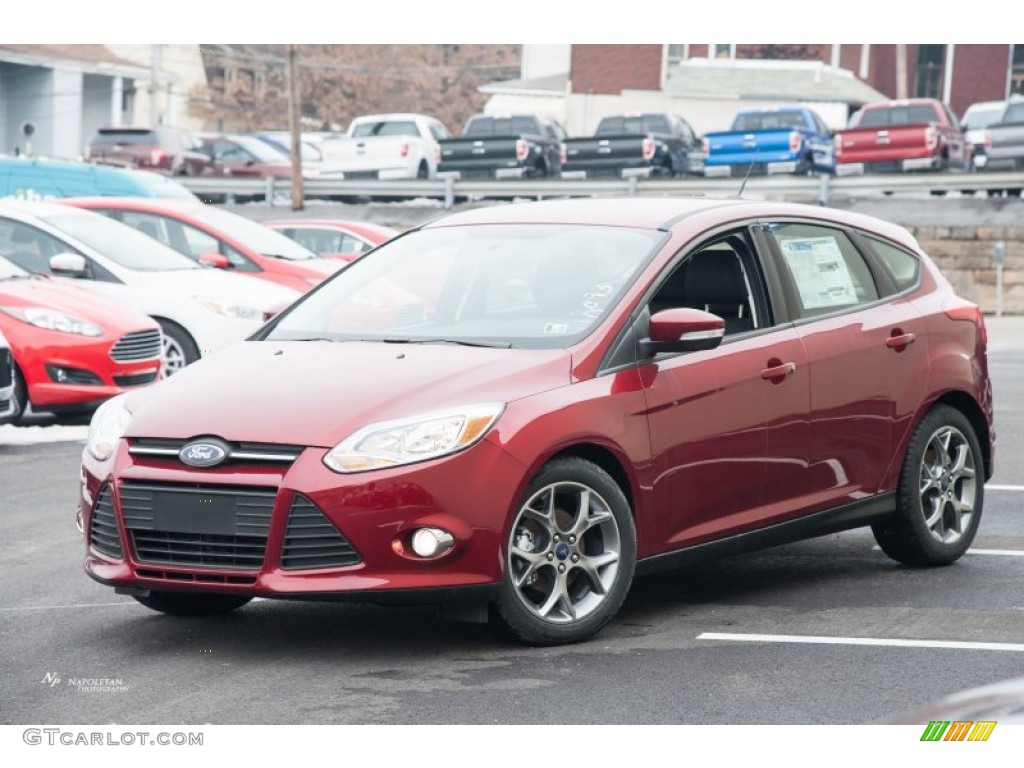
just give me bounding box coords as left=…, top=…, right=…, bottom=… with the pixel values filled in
left=156, top=319, right=199, bottom=377
left=873, top=405, right=984, bottom=566
left=492, top=457, right=636, bottom=645
left=133, top=591, right=252, bottom=616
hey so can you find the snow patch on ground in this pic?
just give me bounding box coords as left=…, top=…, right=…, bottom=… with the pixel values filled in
left=0, top=424, right=89, bottom=445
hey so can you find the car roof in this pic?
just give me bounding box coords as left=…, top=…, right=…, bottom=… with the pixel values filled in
left=419, top=197, right=919, bottom=249
left=60, top=197, right=203, bottom=213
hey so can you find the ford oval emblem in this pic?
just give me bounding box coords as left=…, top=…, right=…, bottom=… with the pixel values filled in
left=179, top=439, right=230, bottom=468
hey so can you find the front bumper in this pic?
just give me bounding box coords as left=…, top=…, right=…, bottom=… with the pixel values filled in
left=81, top=435, right=525, bottom=601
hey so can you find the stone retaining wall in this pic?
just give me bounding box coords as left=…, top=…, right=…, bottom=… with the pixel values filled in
left=911, top=226, right=1024, bottom=314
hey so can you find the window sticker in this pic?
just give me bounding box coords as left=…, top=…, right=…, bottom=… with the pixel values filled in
left=778, top=236, right=858, bottom=309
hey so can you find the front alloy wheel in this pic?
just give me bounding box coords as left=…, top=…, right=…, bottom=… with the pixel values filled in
left=493, top=457, right=635, bottom=645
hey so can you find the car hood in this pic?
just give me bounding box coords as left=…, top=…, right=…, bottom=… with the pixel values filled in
left=0, top=277, right=158, bottom=332
left=126, top=268, right=300, bottom=309
left=123, top=340, right=571, bottom=447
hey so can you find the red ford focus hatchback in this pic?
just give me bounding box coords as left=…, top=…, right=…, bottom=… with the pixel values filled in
left=79, top=198, right=993, bottom=645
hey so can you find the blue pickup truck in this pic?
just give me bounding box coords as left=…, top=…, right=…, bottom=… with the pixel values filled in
left=702, top=107, right=835, bottom=177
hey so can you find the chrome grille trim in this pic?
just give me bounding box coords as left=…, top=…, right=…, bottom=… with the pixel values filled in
left=110, top=329, right=163, bottom=362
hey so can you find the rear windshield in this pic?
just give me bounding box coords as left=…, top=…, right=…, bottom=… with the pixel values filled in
left=90, top=130, right=156, bottom=147
left=465, top=117, right=541, bottom=136
left=596, top=115, right=670, bottom=135
left=856, top=105, right=939, bottom=128
left=1003, top=103, right=1024, bottom=124
left=351, top=121, right=419, bottom=138
left=963, top=106, right=1005, bottom=130
left=733, top=111, right=807, bottom=131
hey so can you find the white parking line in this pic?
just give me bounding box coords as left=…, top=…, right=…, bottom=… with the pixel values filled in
left=987, top=484, right=1024, bottom=492
left=871, top=546, right=1024, bottom=557
left=0, top=601, right=134, bottom=612
left=698, top=632, right=1024, bottom=652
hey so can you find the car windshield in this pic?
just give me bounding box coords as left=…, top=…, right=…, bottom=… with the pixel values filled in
left=596, top=115, right=670, bottom=135
left=231, top=136, right=290, bottom=163
left=963, top=106, right=1004, bottom=130
left=351, top=121, right=419, bottom=138
left=733, top=111, right=807, bottom=131
left=465, top=117, right=540, bottom=136
left=264, top=224, right=663, bottom=349
left=857, top=105, right=939, bottom=128
left=90, top=130, right=155, bottom=147
left=0, top=255, right=30, bottom=279
left=42, top=212, right=200, bottom=271
left=186, top=206, right=317, bottom=260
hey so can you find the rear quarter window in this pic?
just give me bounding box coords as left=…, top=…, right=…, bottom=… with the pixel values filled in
left=864, top=235, right=921, bottom=292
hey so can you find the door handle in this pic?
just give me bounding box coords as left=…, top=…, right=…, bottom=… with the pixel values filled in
left=761, top=361, right=796, bottom=381
left=886, top=332, right=916, bottom=349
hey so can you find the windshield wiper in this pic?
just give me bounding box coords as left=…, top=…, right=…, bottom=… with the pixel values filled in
left=381, top=338, right=513, bottom=349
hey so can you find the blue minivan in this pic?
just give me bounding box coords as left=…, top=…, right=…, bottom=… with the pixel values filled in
left=0, top=157, right=198, bottom=201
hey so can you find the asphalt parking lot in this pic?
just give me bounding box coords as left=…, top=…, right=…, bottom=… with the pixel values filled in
left=1, top=318, right=1022, bottom=726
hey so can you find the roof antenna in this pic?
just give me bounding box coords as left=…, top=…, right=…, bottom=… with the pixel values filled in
left=735, top=149, right=760, bottom=199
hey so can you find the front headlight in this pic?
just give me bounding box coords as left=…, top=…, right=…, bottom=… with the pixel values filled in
left=1, top=306, right=103, bottom=336
left=86, top=394, right=133, bottom=462
left=193, top=296, right=263, bottom=320
left=323, top=403, right=504, bottom=473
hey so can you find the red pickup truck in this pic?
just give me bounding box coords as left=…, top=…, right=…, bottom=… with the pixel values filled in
left=835, top=98, right=971, bottom=175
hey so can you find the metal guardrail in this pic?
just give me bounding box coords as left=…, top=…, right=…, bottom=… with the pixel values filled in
left=180, top=171, right=1024, bottom=209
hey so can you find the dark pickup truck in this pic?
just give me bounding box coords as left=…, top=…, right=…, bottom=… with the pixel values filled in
left=977, top=97, right=1024, bottom=172
left=438, top=115, right=567, bottom=179
left=561, top=113, right=701, bottom=179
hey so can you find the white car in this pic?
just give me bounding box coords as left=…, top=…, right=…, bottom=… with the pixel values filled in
left=961, top=99, right=1007, bottom=169
left=318, top=113, right=450, bottom=180
left=0, top=202, right=300, bottom=376
left=0, top=327, right=14, bottom=423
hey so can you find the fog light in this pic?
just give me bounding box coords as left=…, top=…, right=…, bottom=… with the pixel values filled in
left=410, top=527, right=454, bottom=558
left=75, top=506, right=84, bottom=535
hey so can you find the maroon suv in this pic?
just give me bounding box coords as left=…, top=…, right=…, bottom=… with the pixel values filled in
left=87, top=127, right=212, bottom=177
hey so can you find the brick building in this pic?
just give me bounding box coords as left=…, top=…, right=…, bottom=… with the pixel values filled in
left=572, top=44, right=1023, bottom=118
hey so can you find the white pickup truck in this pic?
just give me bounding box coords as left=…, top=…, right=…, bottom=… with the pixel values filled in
left=318, top=113, right=450, bottom=180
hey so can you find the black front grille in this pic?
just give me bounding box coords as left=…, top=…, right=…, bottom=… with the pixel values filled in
left=90, top=485, right=123, bottom=558
left=0, top=348, right=12, bottom=389
left=110, top=329, right=162, bottom=362
left=280, top=495, right=361, bottom=570
left=343, top=170, right=377, bottom=180
left=113, top=371, right=159, bottom=387
left=121, top=483, right=275, bottom=570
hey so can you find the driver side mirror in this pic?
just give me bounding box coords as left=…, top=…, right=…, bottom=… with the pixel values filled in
left=641, top=308, right=725, bottom=357
left=198, top=250, right=230, bottom=269
left=49, top=253, right=87, bottom=276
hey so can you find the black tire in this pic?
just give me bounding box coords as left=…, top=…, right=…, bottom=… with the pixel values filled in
left=155, top=318, right=200, bottom=377
left=5, top=361, right=28, bottom=424
left=133, top=591, right=252, bottom=616
left=491, top=456, right=636, bottom=645
left=872, top=405, right=984, bottom=566
left=417, top=161, right=429, bottom=179
left=533, top=161, right=548, bottom=178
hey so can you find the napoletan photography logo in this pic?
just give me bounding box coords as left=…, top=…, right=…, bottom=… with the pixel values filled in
left=920, top=720, right=997, bottom=742
left=41, top=672, right=129, bottom=693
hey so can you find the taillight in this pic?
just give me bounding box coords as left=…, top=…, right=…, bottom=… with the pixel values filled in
left=516, top=139, right=529, bottom=161
left=789, top=131, right=802, bottom=153
left=945, top=302, right=988, bottom=348
left=925, top=125, right=939, bottom=151
left=434, top=145, right=441, bottom=164
left=559, top=143, right=567, bottom=165
left=835, top=134, right=843, bottom=159
left=150, top=149, right=166, bottom=165
left=400, top=142, right=410, bottom=158
left=983, top=131, right=992, bottom=151
left=702, top=137, right=710, bottom=158
left=642, top=137, right=655, bottom=161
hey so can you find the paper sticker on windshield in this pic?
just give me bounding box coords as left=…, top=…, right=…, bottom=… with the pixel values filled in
left=778, top=236, right=858, bottom=309
left=543, top=323, right=569, bottom=334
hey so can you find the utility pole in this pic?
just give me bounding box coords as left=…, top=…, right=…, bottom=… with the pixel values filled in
left=287, top=44, right=304, bottom=210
